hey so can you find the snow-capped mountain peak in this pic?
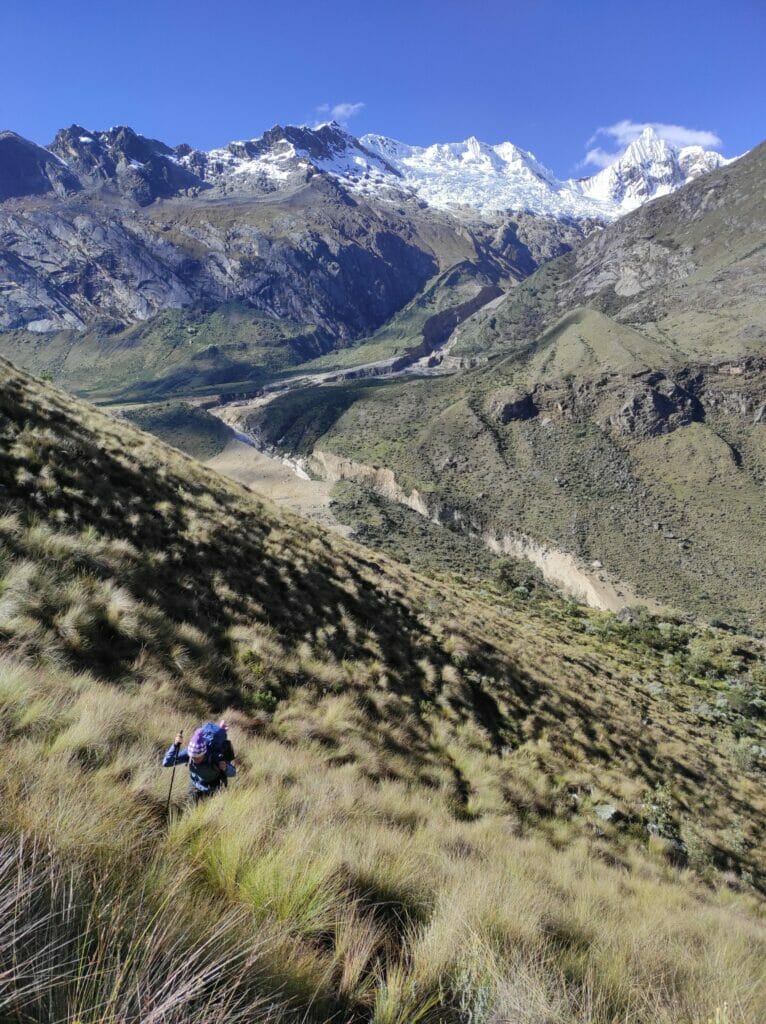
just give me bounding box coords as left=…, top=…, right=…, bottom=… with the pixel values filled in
left=34, top=118, right=730, bottom=223
left=625, top=125, right=674, bottom=161
left=575, top=126, right=731, bottom=211
left=358, top=131, right=593, bottom=217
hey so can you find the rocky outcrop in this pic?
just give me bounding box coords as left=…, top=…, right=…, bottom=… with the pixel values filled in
left=0, top=208, right=195, bottom=331
left=485, top=362, right=766, bottom=438
left=606, top=374, right=700, bottom=437
left=487, top=388, right=538, bottom=423
left=0, top=132, right=81, bottom=201
left=689, top=360, right=766, bottom=421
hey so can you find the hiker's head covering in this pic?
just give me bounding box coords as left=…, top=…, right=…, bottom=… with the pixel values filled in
left=187, top=728, right=208, bottom=758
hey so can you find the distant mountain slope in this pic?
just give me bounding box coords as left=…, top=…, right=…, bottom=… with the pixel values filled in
left=231, top=143, right=766, bottom=627
left=0, top=131, right=81, bottom=201
left=457, top=139, right=766, bottom=362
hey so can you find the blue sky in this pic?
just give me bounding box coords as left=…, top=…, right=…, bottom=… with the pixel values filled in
left=1, top=0, right=763, bottom=177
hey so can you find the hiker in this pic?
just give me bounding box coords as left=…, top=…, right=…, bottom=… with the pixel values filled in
left=163, top=720, right=236, bottom=805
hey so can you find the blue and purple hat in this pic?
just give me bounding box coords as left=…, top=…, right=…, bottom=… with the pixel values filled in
left=187, top=728, right=208, bottom=758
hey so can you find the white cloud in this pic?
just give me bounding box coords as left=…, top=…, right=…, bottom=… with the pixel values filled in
left=583, top=146, right=619, bottom=170
left=316, top=101, right=365, bottom=125
left=581, top=119, right=723, bottom=170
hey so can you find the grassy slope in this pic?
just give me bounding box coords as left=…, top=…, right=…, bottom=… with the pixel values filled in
left=121, top=400, right=235, bottom=460
left=455, top=141, right=766, bottom=361
left=329, top=478, right=504, bottom=580
left=515, top=306, right=678, bottom=380
left=239, top=147, right=766, bottom=628
left=239, top=357, right=766, bottom=628
left=0, top=304, right=326, bottom=403
left=0, top=357, right=765, bottom=1022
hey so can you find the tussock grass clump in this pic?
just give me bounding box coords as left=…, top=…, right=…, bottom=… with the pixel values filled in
left=1, top=836, right=286, bottom=1024
left=0, top=359, right=765, bottom=1021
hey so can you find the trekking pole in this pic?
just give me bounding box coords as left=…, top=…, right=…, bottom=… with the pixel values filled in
left=165, top=730, right=183, bottom=820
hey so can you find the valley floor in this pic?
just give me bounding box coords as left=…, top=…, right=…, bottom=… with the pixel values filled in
left=206, top=396, right=666, bottom=614
left=206, top=437, right=352, bottom=537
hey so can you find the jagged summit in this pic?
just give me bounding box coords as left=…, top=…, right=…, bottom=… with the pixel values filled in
left=0, top=119, right=733, bottom=221
left=361, top=125, right=731, bottom=219
left=47, top=123, right=201, bottom=205
left=577, top=126, right=731, bottom=210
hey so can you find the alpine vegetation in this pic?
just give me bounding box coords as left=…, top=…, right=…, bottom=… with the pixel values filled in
left=0, top=359, right=764, bottom=1022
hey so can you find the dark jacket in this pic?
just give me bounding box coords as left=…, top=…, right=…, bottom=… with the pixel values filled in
left=163, top=741, right=236, bottom=794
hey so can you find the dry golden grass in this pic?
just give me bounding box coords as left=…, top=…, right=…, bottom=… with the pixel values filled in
left=0, top=358, right=765, bottom=1022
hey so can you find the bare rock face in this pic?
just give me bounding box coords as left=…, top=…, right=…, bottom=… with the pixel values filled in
left=0, top=207, right=195, bottom=331
left=696, top=361, right=766, bottom=420
left=487, top=388, right=538, bottom=423
left=0, top=196, right=439, bottom=336
left=0, top=132, right=81, bottom=201
left=487, top=362, right=766, bottom=439
left=48, top=125, right=204, bottom=206
left=607, top=374, right=700, bottom=437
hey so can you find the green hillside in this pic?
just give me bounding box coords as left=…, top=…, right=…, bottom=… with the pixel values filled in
left=455, top=141, right=766, bottom=362
left=121, top=399, right=235, bottom=459
left=0, top=304, right=326, bottom=403
left=236, top=352, right=766, bottom=628
left=1, top=357, right=765, bottom=1022
left=231, top=145, right=766, bottom=629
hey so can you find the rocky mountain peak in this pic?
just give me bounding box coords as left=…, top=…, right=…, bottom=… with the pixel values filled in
left=0, top=130, right=81, bottom=201
left=50, top=124, right=175, bottom=176
left=179, top=121, right=400, bottom=193
left=577, top=127, right=730, bottom=211
left=46, top=123, right=202, bottom=205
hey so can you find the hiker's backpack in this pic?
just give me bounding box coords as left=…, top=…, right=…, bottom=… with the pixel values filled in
left=198, top=722, right=230, bottom=763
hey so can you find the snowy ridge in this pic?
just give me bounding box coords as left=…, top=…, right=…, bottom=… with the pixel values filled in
left=36, top=120, right=732, bottom=223
left=187, top=122, right=730, bottom=222
left=360, top=126, right=732, bottom=220
left=574, top=127, right=731, bottom=211
left=360, top=133, right=610, bottom=219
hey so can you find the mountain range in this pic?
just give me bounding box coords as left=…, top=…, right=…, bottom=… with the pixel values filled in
left=229, top=139, right=766, bottom=628
left=0, top=119, right=733, bottom=399
left=0, top=114, right=761, bottom=627
left=2, top=120, right=730, bottom=219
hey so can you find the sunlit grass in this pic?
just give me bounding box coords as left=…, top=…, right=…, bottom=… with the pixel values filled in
left=0, top=359, right=764, bottom=1021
